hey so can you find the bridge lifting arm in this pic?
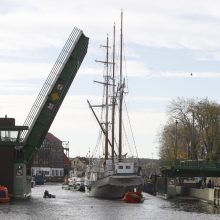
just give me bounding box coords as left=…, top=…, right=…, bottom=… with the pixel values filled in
left=21, top=28, right=89, bottom=165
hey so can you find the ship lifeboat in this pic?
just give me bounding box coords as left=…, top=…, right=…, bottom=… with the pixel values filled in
left=0, top=186, right=10, bottom=203
left=122, top=191, right=144, bottom=203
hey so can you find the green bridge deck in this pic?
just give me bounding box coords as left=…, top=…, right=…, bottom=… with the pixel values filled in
left=160, top=160, right=220, bottom=177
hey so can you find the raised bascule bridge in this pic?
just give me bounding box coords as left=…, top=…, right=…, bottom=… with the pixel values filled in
left=0, top=28, right=89, bottom=198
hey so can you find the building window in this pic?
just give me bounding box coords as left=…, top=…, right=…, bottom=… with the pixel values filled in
left=118, top=166, right=123, bottom=169
left=44, top=171, right=50, bottom=176
left=126, top=166, right=131, bottom=169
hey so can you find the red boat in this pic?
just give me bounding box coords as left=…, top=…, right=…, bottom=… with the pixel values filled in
left=0, top=186, right=10, bottom=203
left=122, top=191, right=144, bottom=203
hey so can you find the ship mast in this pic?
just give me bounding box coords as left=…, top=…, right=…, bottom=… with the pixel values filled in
left=119, top=10, right=123, bottom=161
left=105, top=34, right=110, bottom=161
left=111, top=24, right=116, bottom=163
left=94, top=35, right=110, bottom=161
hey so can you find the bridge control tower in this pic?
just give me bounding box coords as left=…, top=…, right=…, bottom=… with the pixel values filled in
left=0, top=116, right=28, bottom=196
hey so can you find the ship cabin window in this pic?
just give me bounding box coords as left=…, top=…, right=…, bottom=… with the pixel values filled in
left=118, top=166, right=123, bottom=169
left=126, top=166, right=131, bottom=169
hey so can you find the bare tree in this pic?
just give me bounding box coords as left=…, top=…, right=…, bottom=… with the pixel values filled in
left=159, top=97, right=220, bottom=161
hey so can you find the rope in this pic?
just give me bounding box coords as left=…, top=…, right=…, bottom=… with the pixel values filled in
left=124, top=98, right=139, bottom=158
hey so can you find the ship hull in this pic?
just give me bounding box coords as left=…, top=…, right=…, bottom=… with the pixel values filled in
left=85, top=174, right=144, bottom=199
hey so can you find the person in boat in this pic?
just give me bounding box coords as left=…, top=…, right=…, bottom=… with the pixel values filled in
left=43, top=190, right=55, bottom=198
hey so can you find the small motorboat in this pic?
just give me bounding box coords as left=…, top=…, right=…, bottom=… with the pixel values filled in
left=43, top=190, right=56, bottom=198
left=0, top=186, right=10, bottom=203
left=62, top=184, right=70, bottom=190
left=122, top=191, right=144, bottom=203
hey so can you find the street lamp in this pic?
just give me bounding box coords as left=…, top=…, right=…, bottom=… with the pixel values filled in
left=191, top=112, right=195, bottom=160
left=174, top=120, right=178, bottom=162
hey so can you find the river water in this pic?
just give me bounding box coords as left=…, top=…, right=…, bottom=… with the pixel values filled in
left=0, top=183, right=220, bottom=220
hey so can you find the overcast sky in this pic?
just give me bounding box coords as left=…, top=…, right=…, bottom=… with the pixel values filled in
left=1, top=0, right=220, bottom=159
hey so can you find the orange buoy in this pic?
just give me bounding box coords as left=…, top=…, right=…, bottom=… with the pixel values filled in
left=122, top=191, right=144, bottom=203
left=0, top=186, right=10, bottom=203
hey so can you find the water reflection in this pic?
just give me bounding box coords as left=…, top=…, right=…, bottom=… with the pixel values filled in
left=170, top=198, right=220, bottom=215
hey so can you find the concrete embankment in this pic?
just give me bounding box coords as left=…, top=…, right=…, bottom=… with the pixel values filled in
left=155, top=176, right=220, bottom=206
left=174, top=186, right=220, bottom=206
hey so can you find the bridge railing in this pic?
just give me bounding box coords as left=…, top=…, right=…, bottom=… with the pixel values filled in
left=20, top=27, right=82, bottom=140
left=160, top=159, right=220, bottom=170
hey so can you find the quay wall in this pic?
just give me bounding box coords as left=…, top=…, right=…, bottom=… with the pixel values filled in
left=154, top=177, right=220, bottom=206
left=175, top=186, right=220, bottom=206
left=167, top=185, right=176, bottom=198
left=176, top=185, right=190, bottom=196
left=189, top=188, right=214, bottom=203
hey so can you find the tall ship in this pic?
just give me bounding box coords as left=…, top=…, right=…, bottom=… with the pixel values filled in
left=84, top=11, right=144, bottom=199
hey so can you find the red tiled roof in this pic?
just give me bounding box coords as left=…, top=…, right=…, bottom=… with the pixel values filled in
left=45, top=132, right=62, bottom=147
left=64, top=154, right=71, bottom=166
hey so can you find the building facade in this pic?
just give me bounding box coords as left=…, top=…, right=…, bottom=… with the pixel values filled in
left=70, top=157, right=89, bottom=177
left=31, top=132, right=70, bottom=182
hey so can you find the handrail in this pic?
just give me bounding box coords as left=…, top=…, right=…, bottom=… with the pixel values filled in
left=20, top=28, right=82, bottom=140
